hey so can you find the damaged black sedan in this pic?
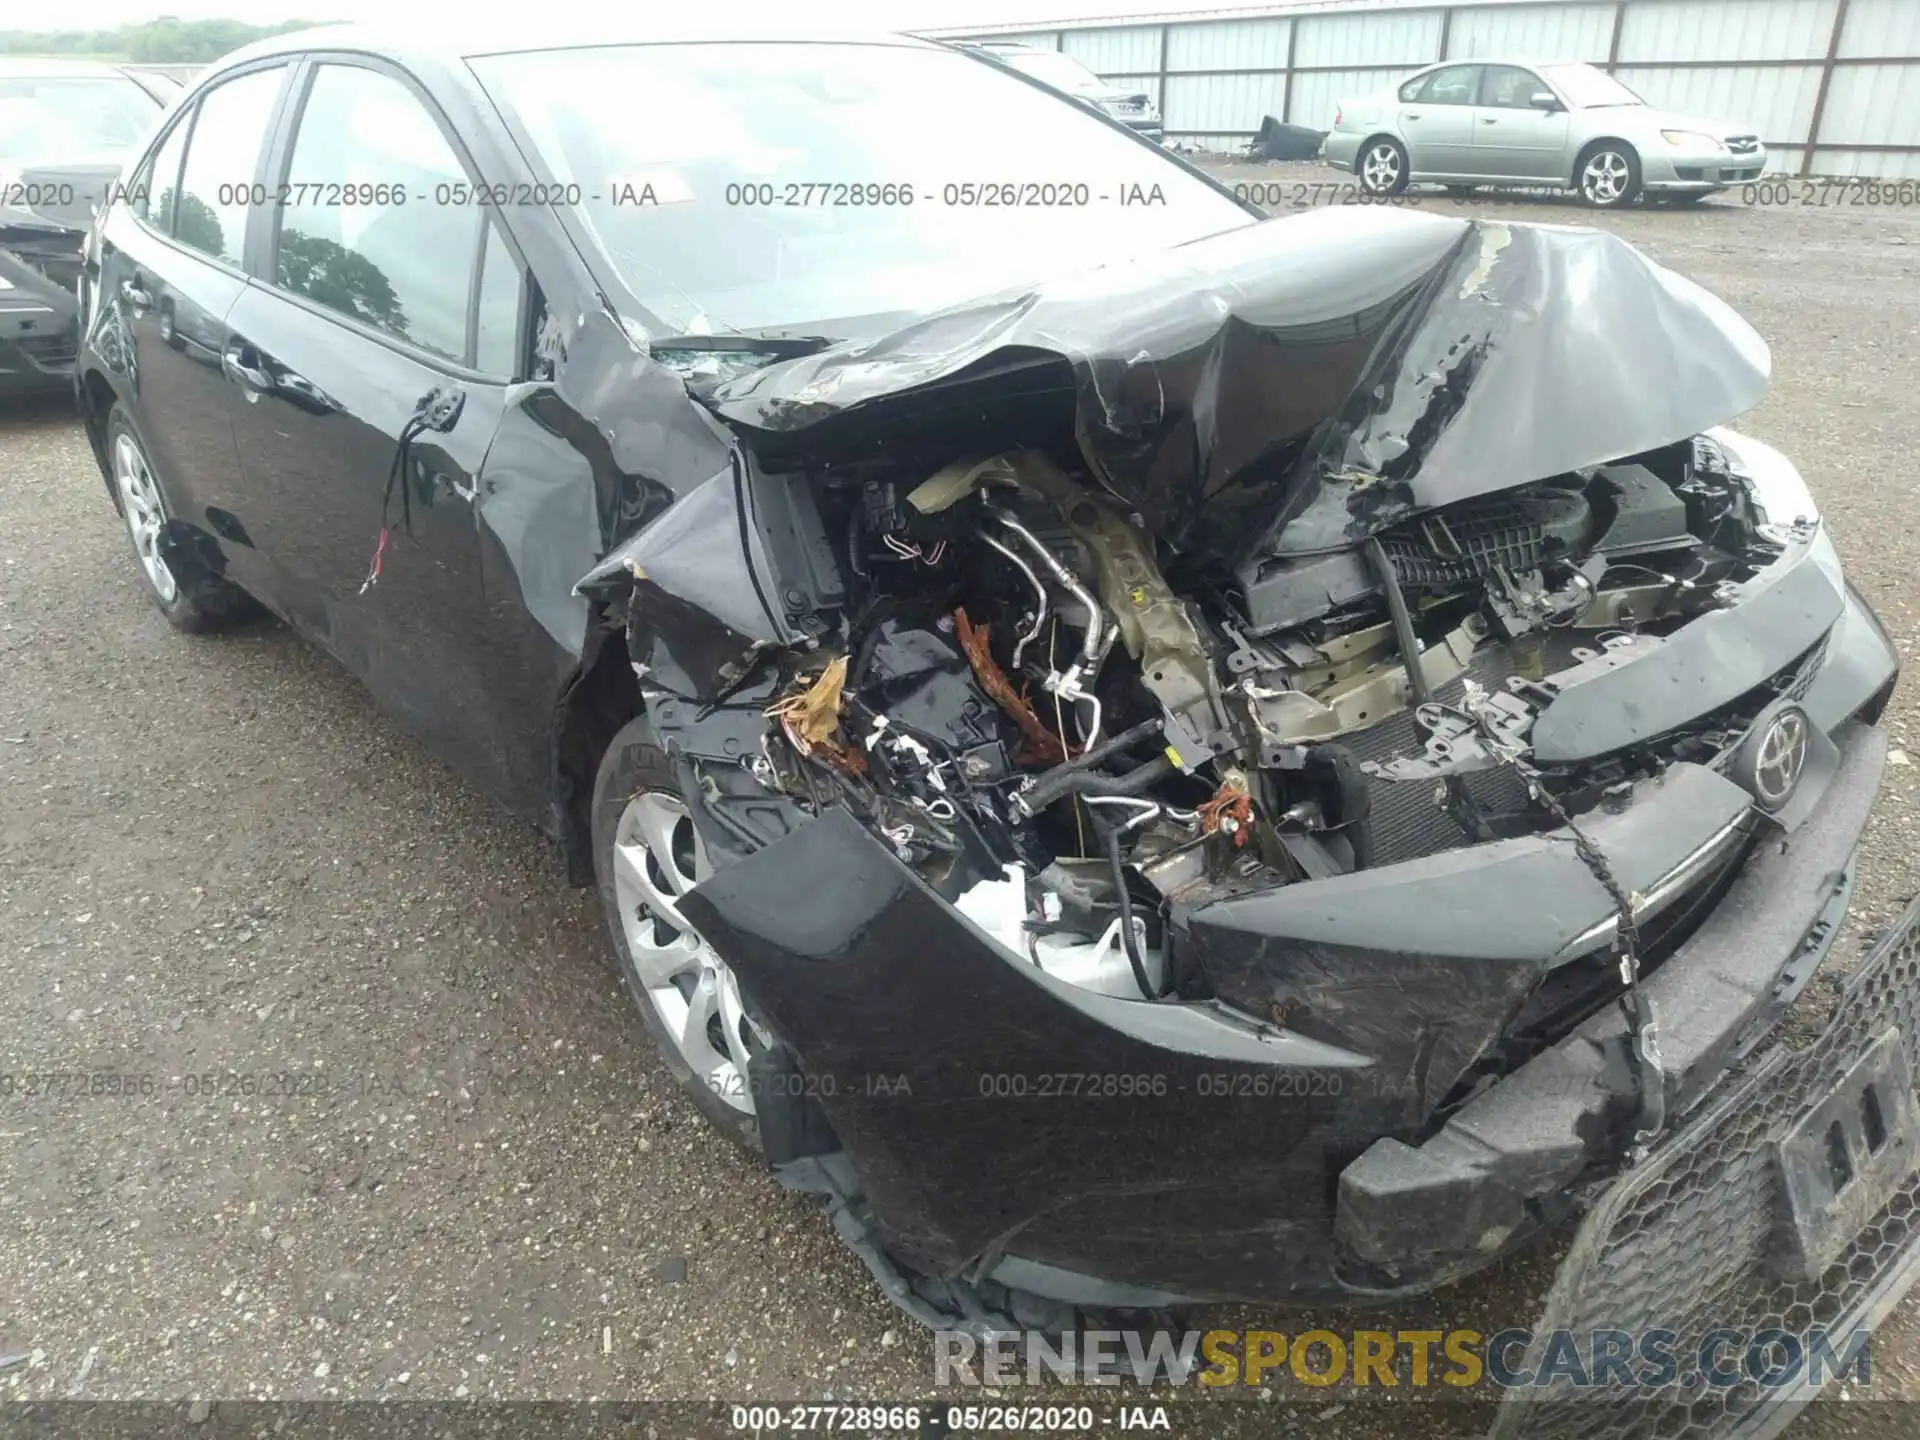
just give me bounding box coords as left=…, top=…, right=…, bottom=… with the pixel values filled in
left=76, top=23, right=1914, bottom=1430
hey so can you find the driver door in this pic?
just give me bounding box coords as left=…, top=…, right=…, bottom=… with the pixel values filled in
left=1397, top=64, right=1482, bottom=177
left=1471, top=65, right=1570, bottom=180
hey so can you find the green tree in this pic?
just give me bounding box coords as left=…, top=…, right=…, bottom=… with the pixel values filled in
left=277, top=229, right=410, bottom=339
left=0, top=18, right=321, bottom=64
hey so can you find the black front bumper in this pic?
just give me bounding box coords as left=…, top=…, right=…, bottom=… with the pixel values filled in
left=1338, top=721, right=1884, bottom=1291
left=684, top=720, right=1890, bottom=1307
left=675, top=549, right=1899, bottom=1309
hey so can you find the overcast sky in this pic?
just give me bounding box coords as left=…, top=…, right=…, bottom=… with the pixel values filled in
left=70, top=0, right=1213, bottom=32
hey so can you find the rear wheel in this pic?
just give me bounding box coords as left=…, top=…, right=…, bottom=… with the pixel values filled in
left=1357, top=137, right=1410, bottom=196
left=592, top=717, right=766, bottom=1153
left=1576, top=142, right=1641, bottom=208
left=106, top=405, right=256, bottom=632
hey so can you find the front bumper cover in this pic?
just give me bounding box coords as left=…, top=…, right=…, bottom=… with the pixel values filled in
left=674, top=504, right=1898, bottom=1305
left=1337, top=720, right=1884, bottom=1291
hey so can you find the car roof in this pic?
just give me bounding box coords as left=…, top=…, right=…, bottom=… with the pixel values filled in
left=1413, top=57, right=1592, bottom=69
left=206, top=19, right=945, bottom=71
left=0, top=56, right=145, bottom=79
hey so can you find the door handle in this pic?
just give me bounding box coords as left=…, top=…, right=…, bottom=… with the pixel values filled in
left=1403, top=111, right=1422, bottom=120
left=120, top=279, right=151, bottom=311
left=1480, top=116, right=1499, bottom=124
left=221, top=342, right=274, bottom=395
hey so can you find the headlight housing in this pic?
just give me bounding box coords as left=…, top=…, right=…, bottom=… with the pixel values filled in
left=1661, top=129, right=1722, bottom=155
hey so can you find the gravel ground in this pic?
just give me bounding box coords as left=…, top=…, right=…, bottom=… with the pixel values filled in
left=3, top=161, right=1920, bottom=1435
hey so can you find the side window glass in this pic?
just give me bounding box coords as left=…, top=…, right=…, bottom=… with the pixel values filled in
left=1481, top=67, right=1543, bottom=110
left=277, top=64, right=471, bottom=363
left=134, top=117, right=190, bottom=232
left=474, top=220, right=524, bottom=379
left=1414, top=66, right=1480, bottom=106
left=174, top=66, right=286, bottom=265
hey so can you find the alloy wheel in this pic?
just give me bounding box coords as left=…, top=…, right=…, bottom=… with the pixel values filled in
left=1582, top=150, right=1632, bottom=205
left=609, top=790, right=764, bottom=1115
left=112, top=431, right=179, bottom=605
left=1361, top=142, right=1403, bottom=193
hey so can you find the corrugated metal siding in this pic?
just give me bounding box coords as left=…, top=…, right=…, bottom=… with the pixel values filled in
left=1292, top=68, right=1408, bottom=129
left=1061, top=26, right=1163, bottom=74
left=946, top=0, right=1920, bottom=176
left=1838, top=0, right=1920, bottom=59
left=1615, top=62, right=1826, bottom=145
left=1813, top=149, right=1920, bottom=178
left=1446, top=2, right=1618, bottom=61
left=1167, top=19, right=1293, bottom=72
left=1293, top=10, right=1445, bottom=67
left=1617, top=0, right=1839, bottom=62
left=1166, top=72, right=1292, bottom=131
left=1818, top=63, right=1920, bottom=146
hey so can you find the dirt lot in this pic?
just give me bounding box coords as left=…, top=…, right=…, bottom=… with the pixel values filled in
left=3, top=160, right=1920, bottom=1435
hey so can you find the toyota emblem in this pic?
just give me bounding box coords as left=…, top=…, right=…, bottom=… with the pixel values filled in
left=1748, top=704, right=1810, bottom=810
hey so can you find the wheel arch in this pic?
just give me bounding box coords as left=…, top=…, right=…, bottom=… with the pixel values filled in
left=1359, top=131, right=1406, bottom=165
left=551, top=614, right=644, bottom=887
left=79, top=368, right=122, bottom=512
left=1572, top=135, right=1639, bottom=188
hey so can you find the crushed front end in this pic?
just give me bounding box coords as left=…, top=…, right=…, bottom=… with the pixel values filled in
left=577, top=209, right=1904, bottom=1348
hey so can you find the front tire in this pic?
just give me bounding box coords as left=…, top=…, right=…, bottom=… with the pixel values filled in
left=1576, top=142, right=1641, bottom=208
left=592, top=716, right=765, bottom=1153
left=1357, top=137, right=1410, bottom=196
left=106, top=405, right=256, bottom=632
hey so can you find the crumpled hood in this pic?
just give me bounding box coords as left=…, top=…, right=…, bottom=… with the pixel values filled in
left=707, top=207, right=1769, bottom=565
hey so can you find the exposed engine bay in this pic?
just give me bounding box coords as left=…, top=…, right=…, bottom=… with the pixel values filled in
left=560, top=204, right=1902, bottom=1324
left=703, top=430, right=1799, bottom=1004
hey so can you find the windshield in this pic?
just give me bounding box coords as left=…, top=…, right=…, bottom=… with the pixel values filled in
left=1001, top=50, right=1109, bottom=96
left=1540, top=64, right=1645, bottom=108
left=0, top=75, right=161, bottom=168
left=471, top=41, right=1250, bottom=339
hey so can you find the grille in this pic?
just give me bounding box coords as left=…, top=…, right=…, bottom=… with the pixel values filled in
left=1491, top=900, right=1920, bottom=1439
left=1344, top=623, right=1829, bottom=869
left=1728, top=136, right=1761, bottom=154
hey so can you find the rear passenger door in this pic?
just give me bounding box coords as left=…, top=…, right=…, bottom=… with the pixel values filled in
left=91, top=61, right=291, bottom=600
left=223, top=57, right=528, bottom=796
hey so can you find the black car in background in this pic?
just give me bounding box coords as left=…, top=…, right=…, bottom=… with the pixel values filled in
left=70, top=21, right=1917, bottom=1432
left=0, top=57, right=171, bottom=396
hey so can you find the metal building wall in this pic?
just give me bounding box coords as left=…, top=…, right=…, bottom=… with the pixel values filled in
left=943, top=0, right=1920, bottom=178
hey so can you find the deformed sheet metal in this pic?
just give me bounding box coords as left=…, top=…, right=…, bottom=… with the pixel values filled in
left=706, top=208, right=1770, bottom=567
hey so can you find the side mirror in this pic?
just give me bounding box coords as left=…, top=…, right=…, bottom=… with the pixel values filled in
left=1528, top=91, right=1563, bottom=112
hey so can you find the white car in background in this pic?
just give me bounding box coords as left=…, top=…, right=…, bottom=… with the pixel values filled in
left=1322, top=59, right=1765, bottom=207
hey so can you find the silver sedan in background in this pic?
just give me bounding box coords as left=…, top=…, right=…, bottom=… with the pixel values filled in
left=1323, top=59, right=1765, bottom=207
